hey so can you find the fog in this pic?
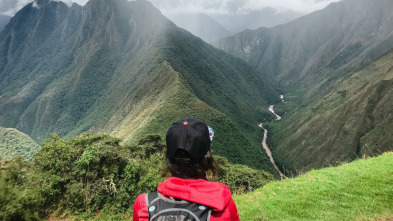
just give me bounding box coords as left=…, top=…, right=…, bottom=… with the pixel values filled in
left=0, top=0, right=341, bottom=16
left=0, top=0, right=342, bottom=42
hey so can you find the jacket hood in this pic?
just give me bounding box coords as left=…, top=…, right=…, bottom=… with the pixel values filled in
left=157, top=177, right=232, bottom=212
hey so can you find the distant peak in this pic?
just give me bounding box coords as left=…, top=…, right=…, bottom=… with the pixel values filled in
left=32, top=0, right=73, bottom=8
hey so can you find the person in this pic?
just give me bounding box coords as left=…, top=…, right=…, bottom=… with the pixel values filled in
left=133, top=117, right=240, bottom=221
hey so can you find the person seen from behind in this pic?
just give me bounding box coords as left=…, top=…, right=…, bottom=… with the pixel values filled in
left=133, top=117, right=240, bottom=220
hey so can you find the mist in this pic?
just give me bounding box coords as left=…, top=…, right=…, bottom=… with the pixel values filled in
left=0, top=0, right=342, bottom=42
left=1, top=0, right=342, bottom=16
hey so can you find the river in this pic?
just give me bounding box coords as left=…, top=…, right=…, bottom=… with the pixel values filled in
left=259, top=95, right=286, bottom=178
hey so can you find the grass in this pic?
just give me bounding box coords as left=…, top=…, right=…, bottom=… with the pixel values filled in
left=234, top=152, right=393, bottom=221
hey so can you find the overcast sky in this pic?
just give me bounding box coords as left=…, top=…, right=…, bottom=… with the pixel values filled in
left=0, top=0, right=342, bottom=17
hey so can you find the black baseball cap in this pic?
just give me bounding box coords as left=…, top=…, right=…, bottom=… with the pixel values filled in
left=166, top=118, right=211, bottom=163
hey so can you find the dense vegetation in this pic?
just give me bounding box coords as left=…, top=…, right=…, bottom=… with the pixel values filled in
left=234, top=152, right=393, bottom=220
left=0, top=127, right=40, bottom=161
left=0, top=133, right=273, bottom=220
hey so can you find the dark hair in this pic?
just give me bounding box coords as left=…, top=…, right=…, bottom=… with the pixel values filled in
left=163, top=149, right=217, bottom=180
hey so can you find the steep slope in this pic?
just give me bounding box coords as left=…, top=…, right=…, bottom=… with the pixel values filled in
left=166, top=13, right=233, bottom=43
left=214, top=0, right=393, bottom=172
left=0, top=0, right=279, bottom=171
left=215, top=0, right=393, bottom=98
left=0, top=127, right=40, bottom=161
left=268, top=48, right=393, bottom=171
left=0, top=14, right=11, bottom=32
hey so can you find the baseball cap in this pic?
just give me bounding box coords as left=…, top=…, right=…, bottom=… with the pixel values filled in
left=166, top=118, right=211, bottom=163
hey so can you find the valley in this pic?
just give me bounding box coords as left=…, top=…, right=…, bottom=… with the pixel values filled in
left=0, top=0, right=280, bottom=173
left=216, top=0, right=393, bottom=173
left=1, top=0, right=393, bottom=219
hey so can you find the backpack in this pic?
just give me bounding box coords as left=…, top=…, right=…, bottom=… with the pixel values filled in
left=146, top=191, right=212, bottom=221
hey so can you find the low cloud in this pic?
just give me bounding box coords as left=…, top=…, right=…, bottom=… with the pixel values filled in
left=0, top=0, right=88, bottom=16
left=148, top=0, right=342, bottom=16
left=236, top=0, right=342, bottom=14
left=0, top=0, right=341, bottom=17
left=0, top=0, right=32, bottom=16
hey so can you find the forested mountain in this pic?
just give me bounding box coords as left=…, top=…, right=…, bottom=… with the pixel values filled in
left=0, top=14, right=11, bottom=32
left=0, top=0, right=279, bottom=171
left=215, top=0, right=393, bottom=172
left=269, top=48, right=393, bottom=171
left=215, top=0, right=393, bottom=98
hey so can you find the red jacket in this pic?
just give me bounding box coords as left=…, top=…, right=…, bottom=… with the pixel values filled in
left=133, top=177, right=240, bottom=220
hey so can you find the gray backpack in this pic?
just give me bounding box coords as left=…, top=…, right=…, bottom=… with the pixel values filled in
left=146, top=192, right=212, bottom=221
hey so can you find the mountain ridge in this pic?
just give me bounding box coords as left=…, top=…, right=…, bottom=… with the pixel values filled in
left=214, top=0, right=393, bottom=172
left=215, top=0, right=393, bottom=98
left=0, top=0, right=279, bottom=171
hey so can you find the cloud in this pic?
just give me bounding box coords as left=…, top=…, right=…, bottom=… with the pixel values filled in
left=149, top=0, right=233, bottom=16
left=0, top=0, right=33, bottom=16
left=237, top=0, right=342, bottom=14
left=148, top=0, right=342, bottom=16
left=0, top=0, right=342, bottom=17
left=0, top=0, right=89, bottom=16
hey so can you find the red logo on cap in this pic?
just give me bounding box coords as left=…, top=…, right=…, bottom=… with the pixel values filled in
left=183, top=122, right=188, bottom=125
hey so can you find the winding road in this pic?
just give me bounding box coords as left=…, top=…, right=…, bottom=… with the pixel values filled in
left=259, top=95, right=287, bottom=178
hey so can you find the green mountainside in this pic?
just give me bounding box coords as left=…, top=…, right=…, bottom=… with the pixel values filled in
left=0, top=0, right=279, bottom=171
left=234, top=152, right=393, bottom=220
left=0, top=127, right=40, bottom=161
left=215, top=0, right=393, bottom=98
left=268, top=48, right=393, bottom=172
left=215, top=0, right=393, bottom=172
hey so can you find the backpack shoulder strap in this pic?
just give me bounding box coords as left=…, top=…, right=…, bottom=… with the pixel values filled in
left=145, top=191, right=159, bottom=207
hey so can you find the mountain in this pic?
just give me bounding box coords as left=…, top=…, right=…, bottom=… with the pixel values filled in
left=0, top=14, right=11, bottom=32
left=215, top=0, right=393, bottom=98
left=268, top=48, right=393, bottom=171
left=211, top=8, right=303, bottom=33
left=0, top=0, right=280, bottom=171
left=166, top=13, right=233, bottom=43
left=215, top=0, right=393, bottom=172
left=0, top=127, right=40, bottom=161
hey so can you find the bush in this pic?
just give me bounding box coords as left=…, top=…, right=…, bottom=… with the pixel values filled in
left=216, top=156, right=274, bottom=194
left=1, top=133, right=274, bottom=220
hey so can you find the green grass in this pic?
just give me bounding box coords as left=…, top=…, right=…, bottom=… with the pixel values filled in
left=234, top=152, right=393, bottom=221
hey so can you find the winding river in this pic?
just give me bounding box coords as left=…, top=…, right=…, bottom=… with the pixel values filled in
left=259, top=95, right=286, bottom=178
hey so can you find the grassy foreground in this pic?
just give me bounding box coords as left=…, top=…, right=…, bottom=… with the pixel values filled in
left=234, top=152, right=393, bottom=221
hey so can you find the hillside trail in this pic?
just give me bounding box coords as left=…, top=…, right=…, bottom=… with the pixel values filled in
left=259, top=95, right=287, bottom=179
